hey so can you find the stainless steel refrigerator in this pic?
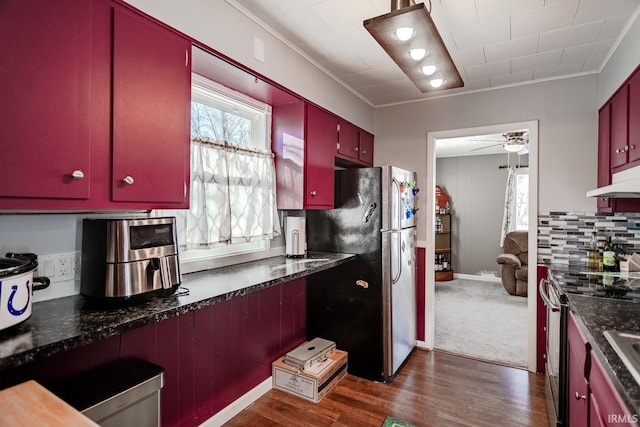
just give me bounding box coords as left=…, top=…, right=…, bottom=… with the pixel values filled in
left=306, top=166, right=418, bottom=382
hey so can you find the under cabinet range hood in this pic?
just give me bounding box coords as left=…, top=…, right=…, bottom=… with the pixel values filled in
left=587, top=166, right=640, bottom=198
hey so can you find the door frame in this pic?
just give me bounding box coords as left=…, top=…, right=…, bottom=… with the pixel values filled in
left=421, top=120, right=539, bottom=372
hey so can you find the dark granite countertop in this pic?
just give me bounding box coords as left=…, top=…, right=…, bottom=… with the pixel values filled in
left=547, top=266, right=640, bottom=415
left=0, top=252, right=355, bottom=371
left=567, top=294, right=640, bottom=415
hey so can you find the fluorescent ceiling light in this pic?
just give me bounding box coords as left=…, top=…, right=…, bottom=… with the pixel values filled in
left=364, top=2, right=463, bottom=92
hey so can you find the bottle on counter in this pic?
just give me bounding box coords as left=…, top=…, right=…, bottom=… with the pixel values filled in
left=588, top=230, right=600, bottom=270
left=603, top=236, right=616, bottom=272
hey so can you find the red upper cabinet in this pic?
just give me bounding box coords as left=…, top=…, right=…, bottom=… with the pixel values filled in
left=305, top=104, right=336, bottom=208
left=628, top=71, right=640, bottom=164
left=597, top=104, right=613, bottom=212
left=359, top=130, right=375, bottom=166
left=272, top=101, right=335, bottom=210
left=610, top=86, right=629, bottom=170
left=337, top=120, right=359, bottom=160
left=112, top=7, right=191, bottom=205
left=0, top=1, right=191, bottom=210
left=0, top=0, right=93, bottom=200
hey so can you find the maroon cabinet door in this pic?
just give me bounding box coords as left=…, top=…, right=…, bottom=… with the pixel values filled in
left=337, top=120, right=359, bottom=159
left=628, top=72, right=640, bottom=164
left=610, top=86, right=629, bottom=169
left=359, top=130, right=375, bottom=166
left=0, top=0, right=92, bottom=200
left=305, top=104, right=336, bottom=208
left=112, top=7, right=191, bottom=205
left=597, top=104, right=613, bottom=212
left=568, top=312, right=590, bottom=427
left=589, top=351, right=637, bottom=427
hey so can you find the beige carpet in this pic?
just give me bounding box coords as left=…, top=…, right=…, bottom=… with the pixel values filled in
left=435, top=278, right=528, bottom=368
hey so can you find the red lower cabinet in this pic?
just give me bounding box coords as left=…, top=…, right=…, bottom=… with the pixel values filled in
left=589, top=350, right=638, bottom=427
left=567, top=312, right=638, bottom=427
left=0, top=278, right=307, bottom=427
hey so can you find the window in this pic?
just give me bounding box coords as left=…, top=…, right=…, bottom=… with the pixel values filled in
left=157, top=74, right=281, bottom=266
left=512, top=169, right=529, bottom=231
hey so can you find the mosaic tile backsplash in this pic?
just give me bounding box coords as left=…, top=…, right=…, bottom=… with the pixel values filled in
left=538, top=212, right=640, bottom=266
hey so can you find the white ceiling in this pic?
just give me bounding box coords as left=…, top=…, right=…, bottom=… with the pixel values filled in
left=228, top=0, right=640, bottom=107
left=435, top=133, right=529, bottom=157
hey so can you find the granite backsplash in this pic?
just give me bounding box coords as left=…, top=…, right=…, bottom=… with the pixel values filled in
left=538, top=212, right=640, bottom=266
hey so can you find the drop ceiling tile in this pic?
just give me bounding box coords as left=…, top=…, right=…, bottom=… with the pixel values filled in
left=490, top=71, right=534, bottom=87
left=270, top=8, right=333, bottom=42
left=511, top=0, right=580, bottom=39
left=464, top=59, right=510, bottom=80
left=462, top=78, right=492, bottom=90
left=511, top=50, right=563, bottom=73
left=582, top=57, right=605, bottom=71
left=598, top=15, right=630, bottom=41
left=561, top=39, right=614, bottom=64
left=339, top=66, right=406, bottom=89
left=450, top=16, right=511, bottom=50
left=319, top=54, right=370, bottom=77
left=357, top=47, right=400, bottom=69
left=451, top=47, right=486, bottom=68
left=533, top=61, right=584, bottom=79
left=574, top=0, right=640, bottom=24
left=428, top=0, right=479, bottom=31
left=484, top=35, right=539, bottom=63
left=311, top=0, right=380, bottom=33
left=538, top=20, right=604, bottom=52
left=310, top=28, right=379, bottom=60
left=475, top=0, right=544, bottom=22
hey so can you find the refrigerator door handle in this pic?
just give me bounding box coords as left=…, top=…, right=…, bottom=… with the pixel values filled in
left=392, top=177, right=401, bottom=230
left=391, top=232, right=402, bottom=285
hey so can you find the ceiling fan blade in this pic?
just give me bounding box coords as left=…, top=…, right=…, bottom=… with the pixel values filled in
left=469, top=142, right=504, bottom=151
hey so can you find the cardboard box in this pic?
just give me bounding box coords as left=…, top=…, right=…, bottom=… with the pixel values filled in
left=272, top=349, right=347, bottom=403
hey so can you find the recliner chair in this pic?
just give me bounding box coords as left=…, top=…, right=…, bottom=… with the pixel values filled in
left=497, top=231, right=528, bottom=296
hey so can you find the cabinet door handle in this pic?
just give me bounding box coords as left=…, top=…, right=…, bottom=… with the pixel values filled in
left=122, top=176, right=135, bottom=185
left=362, top=150, right=367, bottom=155
left=625, top=145, right=630, bottom=152
left=574, top=392, right=586, bottom=400
left=354, top=146, right=359, bottom=152
left=71, top=170, right=85, bottom=180
left=185, top=49, right=189, bottom=67
left=310, top=191, right=317, bottom=197
left=616, top=148, right=621, bottom=153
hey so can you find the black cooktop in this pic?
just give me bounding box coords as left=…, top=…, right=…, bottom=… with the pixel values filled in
left=550, top=267, right=640, bottom=301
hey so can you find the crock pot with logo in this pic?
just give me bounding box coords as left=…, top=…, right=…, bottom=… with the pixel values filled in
left=0, top=253, right=50, bottom=332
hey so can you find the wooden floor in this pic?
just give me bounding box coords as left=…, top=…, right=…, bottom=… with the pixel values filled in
left=225, top=349, right=549, bottom=427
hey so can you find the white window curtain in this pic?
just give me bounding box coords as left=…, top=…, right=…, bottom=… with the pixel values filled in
left=171, top=137, right=280, bottom=250
left=500, top=165, right=517, bottom=247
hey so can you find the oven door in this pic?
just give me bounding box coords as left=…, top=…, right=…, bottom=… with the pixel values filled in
left=540, top=277, right=568, bottom=426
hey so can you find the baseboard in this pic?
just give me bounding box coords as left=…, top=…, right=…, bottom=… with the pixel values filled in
left=454, top=273, right=501, bottom=283
left=199, top=377, right=272, bottom=427
left=416, top=340, right=429, bottom=349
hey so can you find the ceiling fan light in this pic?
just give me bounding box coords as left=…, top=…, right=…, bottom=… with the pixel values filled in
left=430, top=78, right=444, bottom=88
left=504, top=143, right=523, bottom=153
left=395, top=26, right=414, bottom=41
left=421, top=64, right=437, bottom=75
left=409, top=48, right=426, bottom=60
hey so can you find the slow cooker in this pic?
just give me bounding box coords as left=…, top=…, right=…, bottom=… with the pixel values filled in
left=0, top=253, right=49, bottom=332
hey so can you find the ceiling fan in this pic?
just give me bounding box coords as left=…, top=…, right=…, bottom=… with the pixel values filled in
left=470, top=131, right=529, bottom=154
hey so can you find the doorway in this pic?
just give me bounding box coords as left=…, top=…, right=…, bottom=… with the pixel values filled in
left=423, top=121, right=539, bottom=372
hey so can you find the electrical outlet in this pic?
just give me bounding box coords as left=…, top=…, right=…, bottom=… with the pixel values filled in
left=56, top=256, right=69, bottom=277
left=72, top=252, right=81, bottom=280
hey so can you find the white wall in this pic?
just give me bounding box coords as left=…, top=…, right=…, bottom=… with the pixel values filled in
left=436, top=154, right=523, bottom=275
left=374, top=74, right=599, bottom=242
left=598, top=10, right=640, bottom=106
left=124, top=0, right=374, bottom=132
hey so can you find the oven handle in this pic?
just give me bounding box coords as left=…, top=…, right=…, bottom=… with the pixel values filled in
left=539, top=278, right=560, bottom=312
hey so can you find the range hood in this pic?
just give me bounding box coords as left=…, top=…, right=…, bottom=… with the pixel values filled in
left=587, top=165, right=640, bottom=198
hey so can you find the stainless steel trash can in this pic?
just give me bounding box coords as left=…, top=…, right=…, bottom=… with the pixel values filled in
left=48, top=357, right=164, bottom=427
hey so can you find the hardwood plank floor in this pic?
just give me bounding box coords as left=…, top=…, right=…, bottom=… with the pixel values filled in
left=224, top=349, right=549, bottom=427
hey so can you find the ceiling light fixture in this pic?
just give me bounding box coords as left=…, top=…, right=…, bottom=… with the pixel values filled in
left=409, top=48, right=426, bottom=60
left=504, top=142, right=525, bottom=153
left=364, top=1, right=463, bottom=92
left=421, top=64, right=436, bottom=76
left=429, top=77, right=444, bottom=88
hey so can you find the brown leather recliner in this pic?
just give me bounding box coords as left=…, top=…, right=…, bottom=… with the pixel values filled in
left=497, top=231, right=528, bottom=296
